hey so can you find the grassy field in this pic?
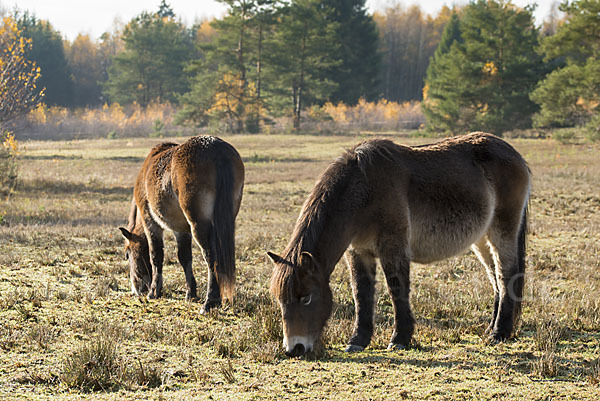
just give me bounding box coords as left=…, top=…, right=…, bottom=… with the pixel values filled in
left=0, top=132, right=599, bottom=400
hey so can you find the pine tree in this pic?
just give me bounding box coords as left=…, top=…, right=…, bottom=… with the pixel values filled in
left=531, top=0, right=600, bottom=130
left=321, top=0, right=380, bottom=104
left=422, top=0, right=542, bottom=135
left=178, top=0, right=270, bottom=133
left=422, top=11, right=462, bottom=130
left=427, top=12, right=461, bottom=81
left=104, top=9, right=194, bottom=106
left=264, top=0, right=340, bottom=129
left=158, top=0, right=175, bottom=18
left=16, top=12, right=73, bottom=107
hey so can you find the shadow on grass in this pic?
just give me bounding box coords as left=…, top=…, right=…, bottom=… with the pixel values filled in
left=22, top=154, right=83, bottom=161
left=0, top=215, right=129, bottom=231
left=22, top=155, right=145, bottom=163
left=242, top=155, right=316, bottom=164
left=327, top=352, right=491, bottom=370
left=19, top=179, right=131, bottom=198
left=105, top=156, right=145, bottom=163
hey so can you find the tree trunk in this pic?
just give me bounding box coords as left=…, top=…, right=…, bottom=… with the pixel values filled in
left=294, top=24, right=307, bottom=131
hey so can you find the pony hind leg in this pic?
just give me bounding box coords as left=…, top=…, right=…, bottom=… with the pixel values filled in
left=487, top=230, right=522, bottom=342
left=182, top=198, right=222, bottom=313
left=345, top=247, right=377, bottom=352
left=174, top=231, right=197, bottom=300
left=471, top=237, right=500, bottom=335
left=179, top=190, right=222, bottom=312
left=188, top=218, right=221, bottom=313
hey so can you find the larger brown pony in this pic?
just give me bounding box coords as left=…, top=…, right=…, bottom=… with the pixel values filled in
left=119, top=136, right=244, bottom=313
left=268, top=132, right=530, bottom=357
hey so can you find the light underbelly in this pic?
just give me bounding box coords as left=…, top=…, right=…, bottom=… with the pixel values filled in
left=408, top=198, right=494, bottom=264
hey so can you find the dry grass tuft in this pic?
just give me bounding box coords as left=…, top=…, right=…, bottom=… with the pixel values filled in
left=588, top=358, right=600, bottom=385
left=531, top=315, right=566, bottom=378
left=219, top=359, right=236, bottom=384
left=60, top=335, right=124, bottom=392
left=27, top=322, right=58, bottom=349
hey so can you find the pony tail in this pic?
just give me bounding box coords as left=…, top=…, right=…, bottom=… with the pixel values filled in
left=211, top=154, right=237, bottom=301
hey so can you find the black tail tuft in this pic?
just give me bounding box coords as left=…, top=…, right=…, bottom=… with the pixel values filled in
left=211, top=156, right=237, bottom=301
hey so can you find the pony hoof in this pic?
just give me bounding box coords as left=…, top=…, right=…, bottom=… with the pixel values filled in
left=186, top=293, right=198, bottom=302
left=201, top=300, right=221, bottom=314
left=387, top=343, right=406, bottom=351
left=489, top=333, right=509, bottom=344
left=345, top=344, right=365, bottom=353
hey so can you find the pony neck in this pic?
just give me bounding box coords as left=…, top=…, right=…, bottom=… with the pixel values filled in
left=127, top=199, right=146, bottom=236
left=282, top=151, right=363, bottom=280
left=283, top=206, right=355, bottom=280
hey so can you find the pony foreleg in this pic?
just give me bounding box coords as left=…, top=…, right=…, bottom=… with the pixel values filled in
left=144, top=221, right=165, bottom=299
left=345, top=248, right=377, bottom=352
left=379, top=244, right=414, bottom=350
left=175, top=232, right=197, bottom=300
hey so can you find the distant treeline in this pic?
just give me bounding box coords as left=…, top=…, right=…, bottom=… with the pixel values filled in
left=2, top=0, right=599, bottom=137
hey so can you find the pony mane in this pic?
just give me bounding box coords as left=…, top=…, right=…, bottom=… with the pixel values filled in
left=148, top=142, right=178, bottom=157
left=127, top=198, right=138, bottom=232
left=272, top=141, right=389, bottom=301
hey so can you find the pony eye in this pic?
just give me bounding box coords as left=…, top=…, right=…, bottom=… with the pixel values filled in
left=300, top=295, right=312, bottom=306
left=125, top=250, right=130, bottom=261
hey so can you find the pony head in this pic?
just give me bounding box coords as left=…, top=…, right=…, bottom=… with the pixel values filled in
left=119, top=227, right=152, bottom=295
left=268, top=251, right=332, bottom=357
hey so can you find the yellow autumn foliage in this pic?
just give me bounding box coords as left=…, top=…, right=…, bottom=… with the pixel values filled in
left=482, top=61, right=498, bottom=76
left=208, top=72, right=260, bottom=132
left=322, top=98, right=422, bottom=127
left=23, top=102, right=179, bottom=139
left=0, top=17, right=44, bottom=124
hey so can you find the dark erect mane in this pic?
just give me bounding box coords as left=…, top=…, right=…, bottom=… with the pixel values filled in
left=127, top=198, right=137, bottom=232
left=284, top=148, right=363, bottom=264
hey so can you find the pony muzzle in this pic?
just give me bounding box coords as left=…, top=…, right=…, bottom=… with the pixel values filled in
left=284, top=336, right=313, bottom=357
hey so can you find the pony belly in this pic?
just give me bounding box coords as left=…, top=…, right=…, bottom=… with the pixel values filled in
left=410, top=234, right=480, bottom=264
left=148, top=200, right=190, bottom=233
left=408, top=209, right=493, bottom=264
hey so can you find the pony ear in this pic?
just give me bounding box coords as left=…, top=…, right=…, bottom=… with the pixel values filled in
left=267, top=251, right=285, bottom=265
left=119, top=227, right=134, bottom=241
left=300, top=251, right=318, bottom=273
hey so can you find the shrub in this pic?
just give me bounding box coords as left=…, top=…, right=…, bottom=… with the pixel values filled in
left=321, top=98, right=425, bottom=131
left=13, top=101, right=194, bottom=140
left=585, top=114, right=600, bottom=143
left=551, top=128, right=577, bottom=145
left=0, top=131, right=18, bottom=196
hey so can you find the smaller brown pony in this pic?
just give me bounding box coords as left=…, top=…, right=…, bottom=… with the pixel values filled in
left=119, top=136, right=244, bottom=312
left=269, top=133, right=530, bottom=356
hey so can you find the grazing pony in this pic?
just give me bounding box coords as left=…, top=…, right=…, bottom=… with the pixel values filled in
left=120, top=136, right=244, bottom=313
left=268, top=133, right=530, bottom=356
